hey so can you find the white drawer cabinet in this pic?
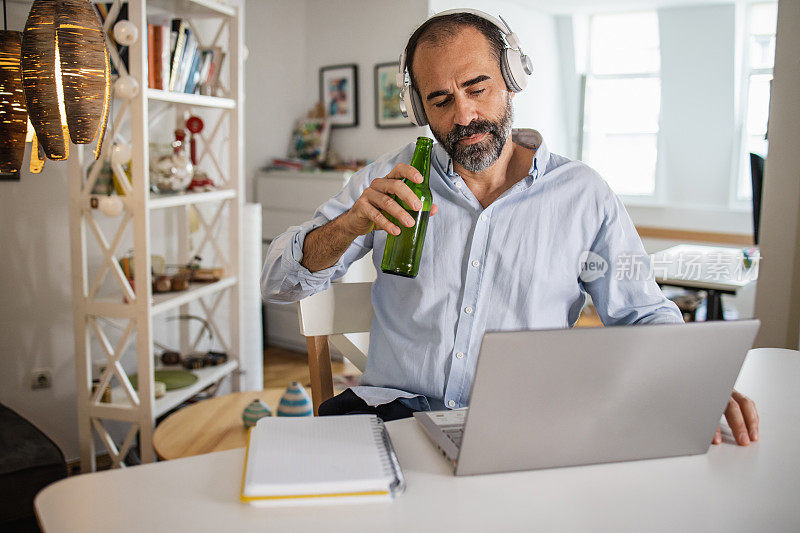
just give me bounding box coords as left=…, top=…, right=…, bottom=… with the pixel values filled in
left=256, top=169, right=353, bottom=239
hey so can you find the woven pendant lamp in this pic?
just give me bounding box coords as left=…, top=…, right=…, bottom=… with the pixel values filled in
left=29, top=130, right=45, bottom=173
left=56, top=0, right=109, bottom=159
left=0, top=30, right=28, bottom=173
left=21, top=0, right=68, bottom=161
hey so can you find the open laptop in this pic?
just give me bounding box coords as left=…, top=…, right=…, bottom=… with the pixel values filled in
left=414, top=319, right=760, bottom=476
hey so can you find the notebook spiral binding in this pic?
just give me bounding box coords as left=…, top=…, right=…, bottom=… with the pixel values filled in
left=373, top=418, right=406, bottom=497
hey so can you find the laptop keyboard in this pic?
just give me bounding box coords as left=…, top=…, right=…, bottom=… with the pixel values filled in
left=443, top=427, right=464, bottom=447
left=429, top=409, right=468, bottom=449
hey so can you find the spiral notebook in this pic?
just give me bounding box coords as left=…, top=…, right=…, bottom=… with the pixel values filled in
left=240, top=414, right=405, bottom=506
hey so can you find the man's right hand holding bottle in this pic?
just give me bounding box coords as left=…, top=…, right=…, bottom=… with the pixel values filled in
left=300, top=163, right=438, bottom=272
left=342, top=163, right=439, bottom=237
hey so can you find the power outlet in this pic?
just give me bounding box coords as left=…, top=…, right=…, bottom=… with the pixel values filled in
left=31, top=369, right=52, bottom=390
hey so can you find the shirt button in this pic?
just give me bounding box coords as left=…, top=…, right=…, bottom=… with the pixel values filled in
left=464, top=306, right=473, bottom=315
left=455, top=181, right=462, bottom=188
left=480, top=214, right=488, bottom=222
left=471, top=260, right=480, bottom=268
left=448, top=400, right=456, bottom=408
left=456, top=352, right=464, bottom=359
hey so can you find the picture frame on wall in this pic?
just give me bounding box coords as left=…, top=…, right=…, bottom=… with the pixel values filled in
left=319, top=64, right=359, bottom=128
left=374, top=62, right=413, bottom=128
left=287, top=117, right=331, bottom=164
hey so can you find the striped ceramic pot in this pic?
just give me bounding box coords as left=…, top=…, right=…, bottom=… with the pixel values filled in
left=242, top=399, right=272, bottom=428
left=277, top=381, right=313, bottom=417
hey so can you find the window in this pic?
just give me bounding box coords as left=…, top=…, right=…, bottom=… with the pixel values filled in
left=737, top=2, right=777, bottom=201
left=581, top=12, right=661, bottom=197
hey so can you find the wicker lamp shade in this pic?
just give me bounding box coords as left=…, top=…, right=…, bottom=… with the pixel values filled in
left=56, top=0, right=109, bottom=159
left=21, top=0, right=110, bottom=162
left=0, top=31, right=29, bottom=174
left=21, top=0, right=68, bottom=161
left=30, top=131, right=45, bottom=173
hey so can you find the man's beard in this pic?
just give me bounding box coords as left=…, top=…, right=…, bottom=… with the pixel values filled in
left=431, top=95, right=514, bottom=173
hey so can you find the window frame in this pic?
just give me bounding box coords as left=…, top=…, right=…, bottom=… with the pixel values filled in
left=579, top=11, right=663, bottom=203
left=730, top=1, right=777, bottom=208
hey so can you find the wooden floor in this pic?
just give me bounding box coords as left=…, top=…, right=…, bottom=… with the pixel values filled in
left=263, top=345, right=361, bottom=390
left=262, top=307, right=603, bottom=389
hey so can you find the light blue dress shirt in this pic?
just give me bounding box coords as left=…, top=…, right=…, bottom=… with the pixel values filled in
left=261, top=129, right=683, bottom=411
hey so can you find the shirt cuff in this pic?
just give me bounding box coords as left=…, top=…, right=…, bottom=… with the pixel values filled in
left=349, top=385, right=427, bottom=408
left=281, top=224, right=345, bottom=292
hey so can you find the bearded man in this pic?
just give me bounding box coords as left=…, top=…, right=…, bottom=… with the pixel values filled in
left=261, top=11, right=759, bottom=447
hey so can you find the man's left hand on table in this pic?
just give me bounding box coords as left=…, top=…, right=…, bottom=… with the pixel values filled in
left=713, top=389, right=759, bottom=446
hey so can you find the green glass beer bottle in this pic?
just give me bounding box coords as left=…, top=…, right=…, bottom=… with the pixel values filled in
left=381, top=137, right=434, bottom=278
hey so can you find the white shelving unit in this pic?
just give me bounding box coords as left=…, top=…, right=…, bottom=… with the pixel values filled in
left=68, top=0, right=245, bottom=471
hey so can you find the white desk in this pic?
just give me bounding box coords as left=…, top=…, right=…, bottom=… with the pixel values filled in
left=36, top=348, right=800, bottom=532
left=652, top=244, right=759, bottom=320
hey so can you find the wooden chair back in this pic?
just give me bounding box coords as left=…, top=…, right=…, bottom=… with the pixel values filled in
left=297, top=282, right=373, bottom=414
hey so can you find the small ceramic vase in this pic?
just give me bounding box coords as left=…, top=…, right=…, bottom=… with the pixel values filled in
left=242, top=399, right=272, bottom=428
left=276, top=381, right=313, bottom=417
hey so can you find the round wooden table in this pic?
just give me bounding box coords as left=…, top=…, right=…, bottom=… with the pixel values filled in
left=153, top=389, right=285, bottom=460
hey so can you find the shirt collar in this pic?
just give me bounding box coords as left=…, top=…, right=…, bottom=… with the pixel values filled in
left=512, top=128, right=548, bottom=182
left=432, top=128, right=548, bottom=184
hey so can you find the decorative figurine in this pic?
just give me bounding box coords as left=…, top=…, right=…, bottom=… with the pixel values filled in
left=277, top=381, right=313, bottom=417
left=242, top=399, right=272, bottom=428
left=181, top=356, right=204, bottom=370
left=160, top=350, right=181, bottom=366
left=185, top=115, right=203, bottom=165
left=98, top=195, right=123, bottom=217
left=149, top=129, right=193, bottom=193
left=153, top=275, right=172, bottom=293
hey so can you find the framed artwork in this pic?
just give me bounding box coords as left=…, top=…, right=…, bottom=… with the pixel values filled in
left=319, top=64, right=359, bottom=128
left=287, top=117, right=331, bottom=163
left=374, top=62, right=412, bottom=128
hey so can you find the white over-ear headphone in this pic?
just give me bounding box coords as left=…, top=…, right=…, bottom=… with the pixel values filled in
left=396, top=8, right=533, bottom=127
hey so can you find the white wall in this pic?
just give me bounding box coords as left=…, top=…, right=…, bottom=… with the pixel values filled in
left=0, top=0, right=82, bottom=461
left=303, top=0, right=429, bottom=160
left=657, top=4, right=737, bottom=211
left=244, top=0, right=308, bottom=201
left=429, top=0, right=569, bottom=155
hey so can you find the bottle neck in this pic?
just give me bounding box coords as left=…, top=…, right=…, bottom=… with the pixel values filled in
left=410, top=143, right=432, bottom=188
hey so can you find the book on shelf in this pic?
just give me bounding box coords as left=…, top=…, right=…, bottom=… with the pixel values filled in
left=97, top=6, right=226, bottom=98
left=169, top=20, right=189, bottom=92
left=147, top=23, right=156, bottom=89
left=159, top=25, right=171, bottom=91
left=144, top=19, right=225, bottom=97
left=194, top=49, right=214, bottom=94
left=146, top=20, right=171, bottom=90
left=175, top=28, right=198, bottom=93
left=206, top=47, right=225, bottom=93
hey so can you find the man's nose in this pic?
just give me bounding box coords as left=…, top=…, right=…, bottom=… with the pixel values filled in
left=452, top=94, right=478, bottom=126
